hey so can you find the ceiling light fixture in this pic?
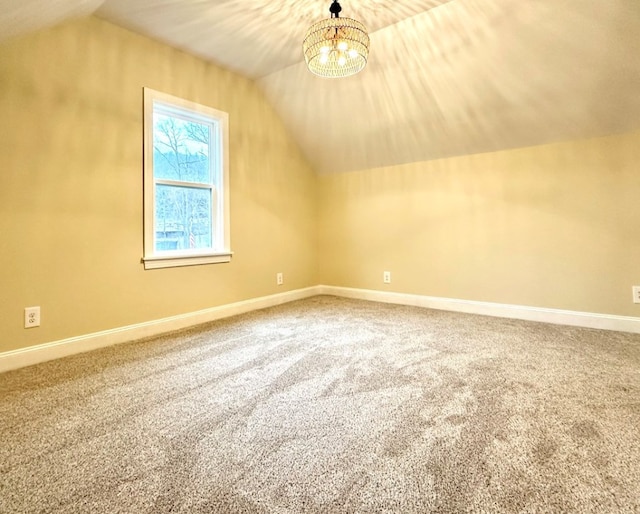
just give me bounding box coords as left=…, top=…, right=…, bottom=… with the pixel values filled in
left=303, top=0, right=370, bottom=78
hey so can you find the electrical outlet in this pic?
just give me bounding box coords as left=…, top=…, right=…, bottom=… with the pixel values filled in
left=633, top=286, right=640, bottom=304
left=24, top=306, right=40, bottom=328
left=383, top=271, right=391, bottom=284
left=276, top=272, right=284, bottom=286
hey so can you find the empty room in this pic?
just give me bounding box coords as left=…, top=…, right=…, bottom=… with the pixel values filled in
left=1, top=0, right=639, bottom=512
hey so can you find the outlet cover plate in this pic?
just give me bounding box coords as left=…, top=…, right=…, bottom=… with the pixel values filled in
left=25, top=306, right=41, bottom=328
left=633, top=286, right=640, bottom=304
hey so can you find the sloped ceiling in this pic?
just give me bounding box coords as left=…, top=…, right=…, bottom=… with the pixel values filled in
left=2, top=0, right=640, bottom=173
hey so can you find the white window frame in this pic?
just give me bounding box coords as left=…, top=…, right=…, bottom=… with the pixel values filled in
left=142, top=88, right=231, bottom=270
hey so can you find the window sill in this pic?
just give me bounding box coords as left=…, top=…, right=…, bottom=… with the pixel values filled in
left=142, top=251, right=233, bottom=270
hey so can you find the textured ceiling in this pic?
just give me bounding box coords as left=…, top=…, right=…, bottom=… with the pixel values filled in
left=259, top=0, right=640, bottom=172
left=2, top=0, right=640, bottom=173
left=95, top=0, right=453, bottom=79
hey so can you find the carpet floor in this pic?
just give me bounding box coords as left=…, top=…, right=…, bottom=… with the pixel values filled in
left=1, top=295, right=639, bottom=513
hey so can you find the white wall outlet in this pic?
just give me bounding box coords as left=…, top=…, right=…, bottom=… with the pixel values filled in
left=276, top=272, right=284, bottom=286
left=633, top=286, right=640, bottom=304
left=383, top=271, right=391, bottom=284
left=24, top=306, right=41, bottom=328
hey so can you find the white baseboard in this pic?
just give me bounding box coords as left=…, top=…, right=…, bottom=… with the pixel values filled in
left=0, top=286, right=321, bottom=374
left=318, top=285, right=640, bottom=334
left=3, top=284, right=638, bottom=374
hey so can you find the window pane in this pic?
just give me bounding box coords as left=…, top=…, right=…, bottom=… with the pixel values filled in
left=155, top=185, right=212, bottom=252
left=153, top=112, right=210, bottom=183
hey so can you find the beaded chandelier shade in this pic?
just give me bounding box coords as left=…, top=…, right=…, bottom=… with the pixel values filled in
left=303, top=0, right=370, bottom=78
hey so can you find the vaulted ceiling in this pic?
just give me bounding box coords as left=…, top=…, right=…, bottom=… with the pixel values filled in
left=2, top=0, right=640, bottom=173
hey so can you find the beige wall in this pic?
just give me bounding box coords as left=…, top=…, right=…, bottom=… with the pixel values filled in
left=0, top=17, right=318, bottom=353
left=318, top=131, right=640, bottom=317
left=2, top=16, right=639, bottom=357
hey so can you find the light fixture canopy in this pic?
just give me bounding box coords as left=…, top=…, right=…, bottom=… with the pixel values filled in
left=303, top=0, right=370, bottom=78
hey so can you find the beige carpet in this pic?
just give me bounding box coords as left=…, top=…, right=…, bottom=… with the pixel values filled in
left=1, top=295, right=639, bottom=513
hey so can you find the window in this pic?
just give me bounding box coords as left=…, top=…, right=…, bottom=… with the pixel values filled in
left=142, top=88, right=231, bottom=269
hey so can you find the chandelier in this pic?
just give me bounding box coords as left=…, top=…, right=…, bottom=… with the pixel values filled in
left=303, top=0, right=370, bottom=78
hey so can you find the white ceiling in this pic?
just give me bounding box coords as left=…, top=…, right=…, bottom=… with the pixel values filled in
left=2, top=0, right=640, bottom=173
